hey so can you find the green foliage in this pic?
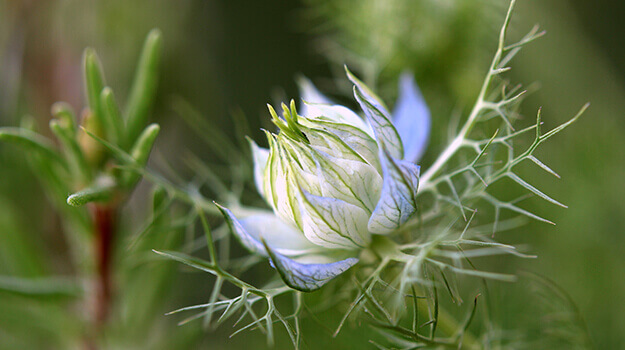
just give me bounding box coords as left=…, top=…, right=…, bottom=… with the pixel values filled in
left=125, top=29, right=163, bottom=146
left=152, top=2, right=591, bottom=349
left=0, top=0, right=602, bottom=349
left=303, top=0, right=500, bottom=104
left=0, top=29, right=194, bottom=349
left=0, top=29, right=163, bottom=207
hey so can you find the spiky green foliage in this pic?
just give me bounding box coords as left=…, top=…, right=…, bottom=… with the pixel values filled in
left=302, top=0, right=501, bottom=104
left=0, top=1, right=594, bottom=349
left=150, top=2, right=589, bottom=349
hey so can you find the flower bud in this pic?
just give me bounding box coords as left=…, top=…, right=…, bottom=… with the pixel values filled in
left=219, top=69, right=431, bottom=291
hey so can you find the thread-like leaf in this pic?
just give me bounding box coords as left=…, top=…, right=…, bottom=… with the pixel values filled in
left=507, top=173, right=567, bottom=208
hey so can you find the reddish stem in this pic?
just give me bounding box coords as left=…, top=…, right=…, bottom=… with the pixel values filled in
left=91, top=204, right=116, bottom=325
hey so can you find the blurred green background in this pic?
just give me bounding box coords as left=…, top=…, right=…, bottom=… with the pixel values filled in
left=1, top=0, right=623, bottom=348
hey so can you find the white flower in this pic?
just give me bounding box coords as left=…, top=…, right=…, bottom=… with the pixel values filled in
left=217, top=68, right=430, bottom=291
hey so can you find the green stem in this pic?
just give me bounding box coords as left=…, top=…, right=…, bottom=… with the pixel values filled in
left=419, top=0, right=516, bottom=191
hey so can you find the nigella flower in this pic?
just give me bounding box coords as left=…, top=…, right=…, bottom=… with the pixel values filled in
left=216, top=68, right=430, bottom=291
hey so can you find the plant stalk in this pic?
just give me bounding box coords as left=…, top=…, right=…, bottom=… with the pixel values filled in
left=91, top=204, right=116, bottom=326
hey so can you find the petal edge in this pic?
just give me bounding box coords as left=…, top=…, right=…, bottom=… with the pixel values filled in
left=297, top=76, right=332, bottom=117
left=263, top=240, right=358, bottom=292
left=348, top=68, right=404, bottom=160
left=216, top=203, right=320, bottom=257
left=367, top=146, right=420, bottom=234
left=248, top=137, right=270, bottom=199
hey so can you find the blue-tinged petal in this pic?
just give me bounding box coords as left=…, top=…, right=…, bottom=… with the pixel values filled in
left=297, top=76, right=332, bottom=117
left=368, top=145, right=420, bottom=234
left=247, top=137, right=269, bottom=199
left=215, top=204, right=321, bottom=257
left=345, top=66, right=390, bottom=116
left=392, top=72, right=431, bottom=162
left=349, top=72, right=404, bottom=160
left=263, top=240, right=358, bottom=292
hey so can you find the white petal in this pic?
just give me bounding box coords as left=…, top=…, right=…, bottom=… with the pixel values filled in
left=392, top=72, right=431, bottom=162
left=215, top=204, right=320, bottom=257
left=306, top=118, right=381, bottom=173
left=279, top=140, right=324, bottom=196
left=297, top=76, right=332, bottom=117
left=315, top=153, right=382, bottom=212
left=298, top=189, right=371, bottom=249
left=264, top=134, right=302, bottom=229
left=303, top=103, right=371, bottom=135
left=248, top=138, right=270, bottom=199
left=368, top=146, right=420, bottom=234
left=280, top=137, right=382, bottom=212
left=264, top=243, right=358, bottom=292
left=300, top=123, right=370, bottom=164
